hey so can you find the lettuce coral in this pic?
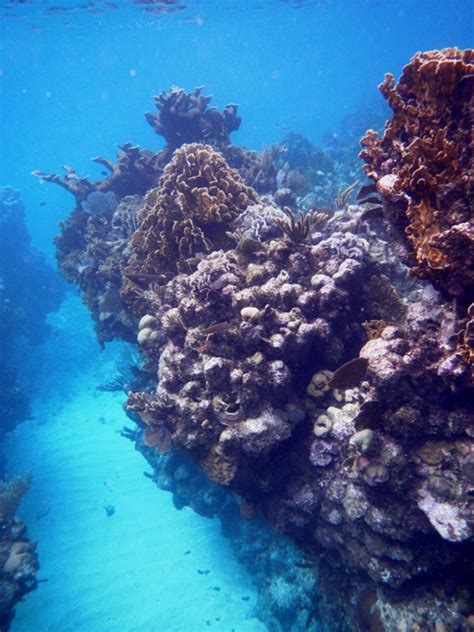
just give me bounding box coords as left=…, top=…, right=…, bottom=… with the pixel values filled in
left=123, top=143, right=260, bottom=311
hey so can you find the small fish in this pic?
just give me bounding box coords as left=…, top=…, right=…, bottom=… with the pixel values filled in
left=125, top=272, right=165, bottom=288
left=77, top=257, right=93, bottom=274
left=36, top=506, right=50, bottom=520
left=200, top=321, right=232, bottom=336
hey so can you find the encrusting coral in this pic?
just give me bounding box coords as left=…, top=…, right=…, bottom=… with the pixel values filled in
left=360, top=48, right=474, bottom=304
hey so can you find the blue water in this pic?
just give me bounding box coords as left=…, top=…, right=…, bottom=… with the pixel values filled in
left=1, top=1, right=473, bottom=631
left=2, top=0, right=472, bottom=257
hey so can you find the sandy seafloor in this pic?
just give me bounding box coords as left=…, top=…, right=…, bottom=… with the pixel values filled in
left=6, top=292, right=267, bottom=632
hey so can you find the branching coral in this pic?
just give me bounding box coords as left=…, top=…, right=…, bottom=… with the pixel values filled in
left=33, top=143, right=167, bottom=206
left=145, top=86, right=241, bottom=152
left=360, top=48, right=474, bottom=303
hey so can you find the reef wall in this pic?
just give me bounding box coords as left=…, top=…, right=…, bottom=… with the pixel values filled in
left=0, top=186, right=65, bottom=439
left=39, top=52, right=473, bottom=631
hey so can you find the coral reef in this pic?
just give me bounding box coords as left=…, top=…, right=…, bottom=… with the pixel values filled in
left=38, top=58, right=474, bottom=630
left=124, top=178, right=473, bottom=629
left=360, top=48, right=474, bottom=304
left=0, top=476, right=38, bottom=632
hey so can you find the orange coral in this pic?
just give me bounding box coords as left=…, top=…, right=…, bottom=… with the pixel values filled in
left=360, top=48, right=474, bottom=302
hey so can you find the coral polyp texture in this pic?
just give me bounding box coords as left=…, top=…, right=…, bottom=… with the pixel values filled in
left=360, top=48, right=474, bottom=303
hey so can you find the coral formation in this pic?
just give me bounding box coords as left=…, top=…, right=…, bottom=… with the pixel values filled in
left=124, top=167, right=473, bottom=629
left=38, top=58, right=474, bottom=630
left=360, top=48, right=474, bottom=303
left=0, top=476, right=38, bottom=632
left=123, top=143, right=260, bottom=311
left=0, top=187, right=65, bottom=436
left=145, top=86, right=241, bottom=152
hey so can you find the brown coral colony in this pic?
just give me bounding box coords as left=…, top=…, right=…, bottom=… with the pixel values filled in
left=360, top=48, right=474, bottom=304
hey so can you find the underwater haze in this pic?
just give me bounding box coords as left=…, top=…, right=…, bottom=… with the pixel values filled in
left=1, top=1, right=473, bottom=632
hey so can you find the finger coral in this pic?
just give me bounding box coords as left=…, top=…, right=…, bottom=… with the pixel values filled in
left=360, top=48, right=474, bottom=303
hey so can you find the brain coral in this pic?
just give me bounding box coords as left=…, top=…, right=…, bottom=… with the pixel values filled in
left=360, top=48, right=474, bottom=303
left=123, top=143, right=260, bottom=311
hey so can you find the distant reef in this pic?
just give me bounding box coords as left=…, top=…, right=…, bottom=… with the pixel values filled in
left=0, top=186, right=65, bottom=441
left=0, top=187, right=65, bottom=627
left=38, top=49, right=473, bottom=631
